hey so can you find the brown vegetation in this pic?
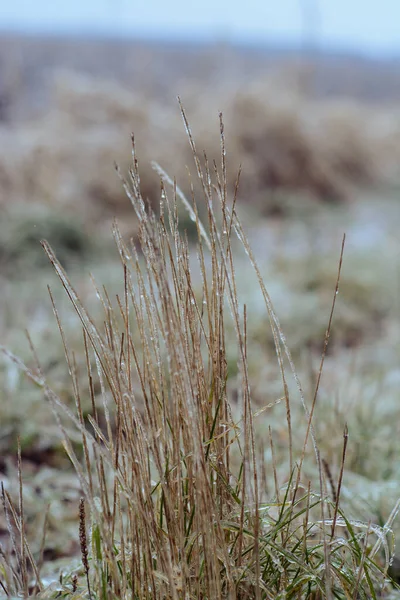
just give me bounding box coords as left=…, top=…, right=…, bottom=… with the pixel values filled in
left=0, top=34, right=399, bottom=598
left=0, top=112, right=398, bottom=597
left=1, top=53, right=400, bottom=233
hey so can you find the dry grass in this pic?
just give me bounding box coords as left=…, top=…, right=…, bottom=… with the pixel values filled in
left=2, top=65, right=400, bottom=233
left=0, top=36, right=399, bottom=597
left=0, top=109, right=399, bottom=598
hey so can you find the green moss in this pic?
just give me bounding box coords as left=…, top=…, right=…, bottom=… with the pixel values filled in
left=0, top=203, right=92, bottom=274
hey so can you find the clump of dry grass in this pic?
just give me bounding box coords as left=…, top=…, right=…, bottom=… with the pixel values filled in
left=182, top=81, right=400, bottom=210
left=1, top=110, right=399, bottom=599
left=2, top=67, right=400, bottom=239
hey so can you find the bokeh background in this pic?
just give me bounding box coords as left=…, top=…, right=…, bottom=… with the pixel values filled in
left=0, top=0, right=400, bottom=577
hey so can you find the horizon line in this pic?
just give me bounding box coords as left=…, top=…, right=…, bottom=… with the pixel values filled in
left=1, top=26, right=399, bottom=62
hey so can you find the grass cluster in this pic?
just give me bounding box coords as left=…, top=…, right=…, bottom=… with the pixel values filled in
left=0, top=109, right=399, bottom=599
left=2, top=66, right=400, bottom=234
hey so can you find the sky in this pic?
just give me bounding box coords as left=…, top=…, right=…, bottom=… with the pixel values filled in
left=1, top=0, right=399, bottom=57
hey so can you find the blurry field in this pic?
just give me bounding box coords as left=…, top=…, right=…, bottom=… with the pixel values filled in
left=0, top=33, right=400, bottom=587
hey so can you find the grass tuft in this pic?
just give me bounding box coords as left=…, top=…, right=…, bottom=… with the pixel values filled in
left=1, top=109, right=399, bottom=599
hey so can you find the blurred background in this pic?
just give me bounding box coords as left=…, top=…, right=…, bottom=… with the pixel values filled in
left=0, top=0, right=400, bottom=574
